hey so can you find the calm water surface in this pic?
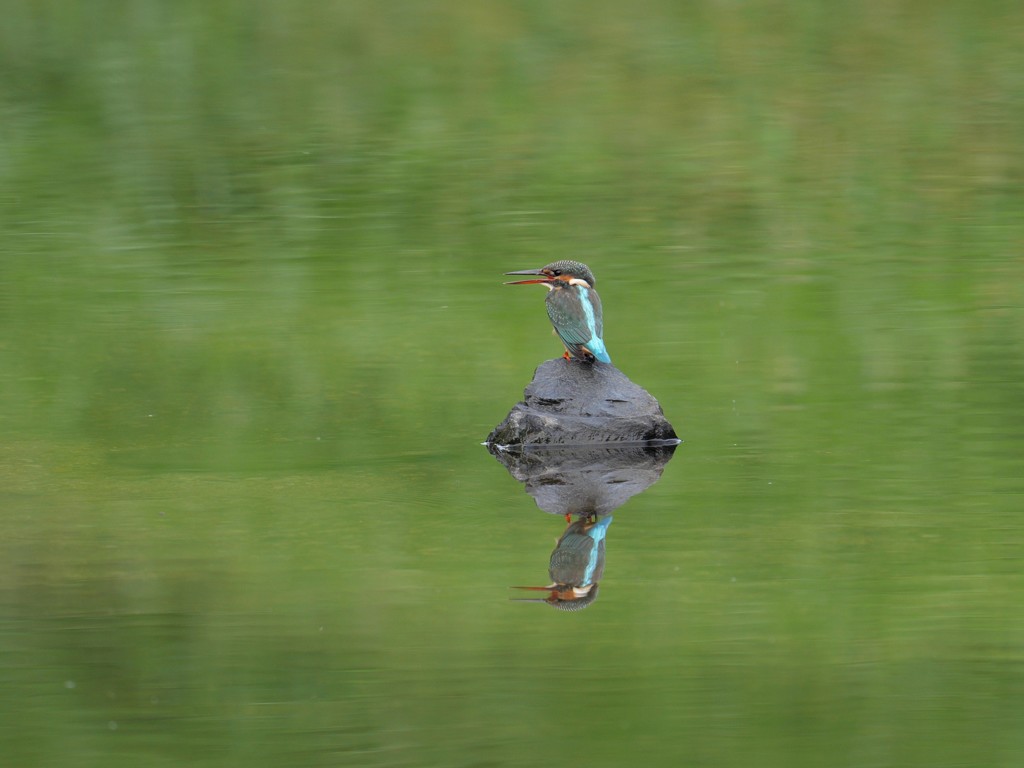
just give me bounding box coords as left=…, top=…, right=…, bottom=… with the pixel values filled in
left=3, top=256, right=1021, bottom=767
left=3, top=3, right=1024, bottom=764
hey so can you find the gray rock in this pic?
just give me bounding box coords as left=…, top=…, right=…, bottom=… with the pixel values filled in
left=486, top=359, right=678, bottom=447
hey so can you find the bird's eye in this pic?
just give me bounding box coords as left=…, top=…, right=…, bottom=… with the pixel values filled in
left=551, top=269, right=561, bottom=276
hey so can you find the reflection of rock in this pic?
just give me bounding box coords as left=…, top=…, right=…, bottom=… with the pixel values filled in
left=492, top=441, right=679, bottom=612
left=489, top=444, right=678, bottom=517
left=486, top=359, right=677, bottom=447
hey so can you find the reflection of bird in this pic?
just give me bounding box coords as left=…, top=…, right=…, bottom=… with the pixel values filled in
left=505, top=260, right=611, bottom=364
left=512, top=515, right=612, bottom=611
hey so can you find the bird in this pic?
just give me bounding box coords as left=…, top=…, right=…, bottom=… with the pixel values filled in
left=511, top=515, right=612, bottom=611
left=504, top=260, right=611, bottom=364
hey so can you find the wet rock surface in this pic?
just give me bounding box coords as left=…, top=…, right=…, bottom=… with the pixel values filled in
left=486, top=359, right=678, bottom=447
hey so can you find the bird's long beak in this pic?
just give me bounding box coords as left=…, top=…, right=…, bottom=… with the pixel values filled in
left=504, top=269, right=550, bottom=285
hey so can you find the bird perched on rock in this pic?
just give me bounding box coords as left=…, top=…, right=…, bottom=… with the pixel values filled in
left=504, top=260, right=611, bottom=364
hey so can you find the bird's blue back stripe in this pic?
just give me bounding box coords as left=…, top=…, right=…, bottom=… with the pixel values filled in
left=577, top=285, right=598, bottom=338
left=577, top=286, right=611, bottom=363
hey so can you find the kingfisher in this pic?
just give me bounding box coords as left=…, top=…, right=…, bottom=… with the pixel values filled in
left=504, top=260, right=611, bottom=364
left=511, top=515, right=612, bottom=611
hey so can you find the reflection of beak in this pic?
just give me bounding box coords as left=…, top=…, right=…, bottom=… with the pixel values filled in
left=509, top=585, right=556, bottom=602
left=504, top=269, right=550, bottom=286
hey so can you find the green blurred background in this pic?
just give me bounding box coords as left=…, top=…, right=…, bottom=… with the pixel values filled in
left=2, top=1, right=1023, bottom=766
